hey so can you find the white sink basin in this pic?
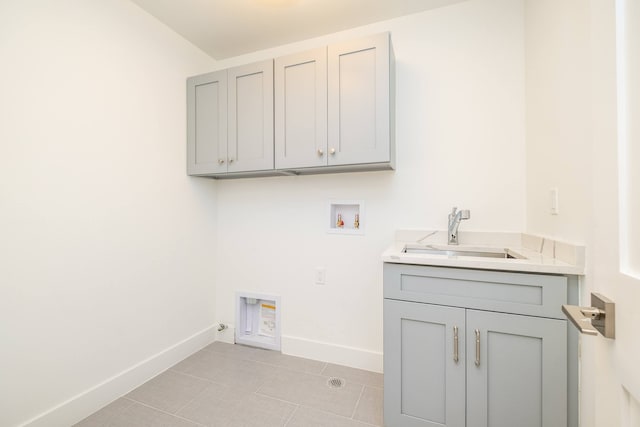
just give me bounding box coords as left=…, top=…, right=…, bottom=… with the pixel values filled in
left=402, top=244, right=525, bottom=259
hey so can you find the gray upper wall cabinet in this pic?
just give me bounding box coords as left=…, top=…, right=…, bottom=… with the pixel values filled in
left=187, top=61, right=273, bottom=176
left=328, top=32, right=395, bottom=167
left=275, top=48, right=328, bottom=170
left=228, top=60, right=274, bottom=173
left=187, top=70, right=227, bottom=175
left=187, top=32, right=395, bottom=178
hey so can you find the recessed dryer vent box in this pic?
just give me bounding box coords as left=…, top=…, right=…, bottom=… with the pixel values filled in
left=235, top=291, right=281, bottom=351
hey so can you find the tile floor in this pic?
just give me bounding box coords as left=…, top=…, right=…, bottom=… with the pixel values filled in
left=75, top=342, right=383, bottom=427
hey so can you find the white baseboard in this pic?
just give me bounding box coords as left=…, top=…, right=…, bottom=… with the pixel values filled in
left=214, top=329, right=382, bottom=373
left=22, top=325, right=218, bottom=427
left=281, top=335, right=383, bottom=373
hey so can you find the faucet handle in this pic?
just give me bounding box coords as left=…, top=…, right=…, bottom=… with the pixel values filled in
left=460, top=210, right=470, bottom=220
left=450, top=206, right=458, bottom=215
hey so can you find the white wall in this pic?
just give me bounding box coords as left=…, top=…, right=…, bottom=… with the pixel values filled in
left=213, top=0, right=527, bottom=371
left=524, top=2, right=595, bottom=424
left=0, top=0, right=528, bottom=423
left=525, top=1, right=640, bottom=426
left=525, top=0, right=593, bottom=243
left=0, top=1, right=217, bottom=426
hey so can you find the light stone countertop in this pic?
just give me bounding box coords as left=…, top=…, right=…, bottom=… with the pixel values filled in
left=382, top=230, right=585, bottom=275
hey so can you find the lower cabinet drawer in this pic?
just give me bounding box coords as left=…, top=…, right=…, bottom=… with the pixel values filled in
left=383, top=263, right=568, bottom=319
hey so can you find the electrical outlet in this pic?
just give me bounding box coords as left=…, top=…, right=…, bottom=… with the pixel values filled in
left=315, top=268, right=326, bottom=285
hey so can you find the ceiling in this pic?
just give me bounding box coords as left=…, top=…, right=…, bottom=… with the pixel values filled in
left=131, top=0, right=466, bottom=60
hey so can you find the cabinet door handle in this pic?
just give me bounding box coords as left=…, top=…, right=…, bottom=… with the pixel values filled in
left=475, top=329, right=481, bottom=366
left=453, top=326, right=459, bottom=363
left=218, top=159, right=225, bottom=165
left=317, top=148, right=324, bottom=157
left=329, top=147, right=336, bottom=155
left=228, top=158, right=234, bottom=164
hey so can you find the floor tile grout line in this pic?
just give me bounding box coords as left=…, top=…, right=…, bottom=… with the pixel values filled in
left=122, top=392, right=201, bottom=421
left=251, top=376, right=270, bottom=396
left=119, top=344, right=382, bottom=425
left=125, top=399, right=208, bottom=426
left=170, top=362, right=279, bottom=395
left=82, top=344, right=382, bottom=426
left=123, top=372, right=235, bottom=421
left=193, top=344, right=381, bottom=384
left=320, top=364, right=383, bottom=389
left=254, top=390, right=300, bottom=407
left=191, top=342, right=381, bottom=382
left=128, top=378, right=293, bottom=426
left=202, top=343, right=331, bottom=374
left=254, top=388, right=366, bottom=421
left=120, top=396, right=138, bottom=407
left=243, top=357, right=327, bottom=376
left=319, top=362, right=329, bottom=376
left=249, top=359, right=330, bottom=377
left=173, top=380, right=216, bottom=418
left=282, top=403, right=300, bottom=426
left=296, top=404, right=381, bottom=427
left=167, top=368, right=221, bottom=385
left=178, top=349, right=329, bottom=378
left=349, top=384, right=366, bottom=420
left=238, top=355, right=379, bottom=387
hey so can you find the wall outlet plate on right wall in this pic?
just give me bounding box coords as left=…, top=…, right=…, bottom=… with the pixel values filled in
left=550, top=188, right=559, bottom=215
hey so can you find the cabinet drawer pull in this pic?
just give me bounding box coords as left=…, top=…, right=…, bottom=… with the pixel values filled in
left=453, top=326, right=459, bottom=363
left=475, top=329, right=480, bottom=366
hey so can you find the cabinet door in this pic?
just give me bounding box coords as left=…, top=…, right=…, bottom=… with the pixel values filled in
left=384, top=299, right=466, bottom=427
left=275, top=48, right=327, bottom=169
left=328, top=33, right=392, bottom=166
left=466, top=310, right=567, bottom=427
left=228, top=60, right=274, bottom=172
left=187, top=70, right=228, bottom=175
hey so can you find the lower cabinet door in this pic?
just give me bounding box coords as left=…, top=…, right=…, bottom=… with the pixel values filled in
left=466, top=310, right=567, bottom=427
left=384, top=299, right=466, bottom=427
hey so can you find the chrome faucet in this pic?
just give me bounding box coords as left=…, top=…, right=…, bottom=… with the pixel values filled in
left=448, top=207, right=470, bottom=245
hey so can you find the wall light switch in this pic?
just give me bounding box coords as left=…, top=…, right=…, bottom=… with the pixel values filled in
left=315, top=268, right=326, bottom=285
left=550, top=188, right=559, bottom=215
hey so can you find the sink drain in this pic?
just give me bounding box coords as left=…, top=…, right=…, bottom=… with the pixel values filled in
left=326, top=377, right=345, bottom=388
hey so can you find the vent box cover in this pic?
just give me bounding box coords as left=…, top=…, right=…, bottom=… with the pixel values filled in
left=235, top=291, right=281, bottom=351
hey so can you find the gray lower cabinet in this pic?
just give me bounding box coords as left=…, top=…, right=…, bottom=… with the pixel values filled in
left=466, top=309, right=566, bottom=427
left=384, top=300, right=465, bottom=427
left=383, top=263, right=578, bottom=427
